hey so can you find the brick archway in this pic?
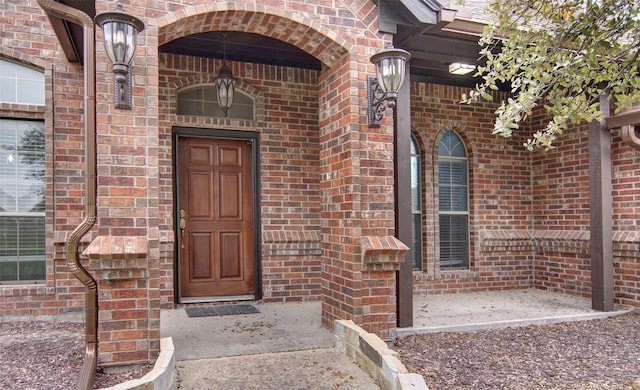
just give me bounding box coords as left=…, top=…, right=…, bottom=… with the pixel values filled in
left=156, top=4, right=351, bottom=69
left=153, top=2, right=402, bottom=340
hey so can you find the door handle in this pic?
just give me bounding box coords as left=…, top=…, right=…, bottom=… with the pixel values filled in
left=179, top=209, right=186, bottom=235
left=179, top=209, right=186, bottom=247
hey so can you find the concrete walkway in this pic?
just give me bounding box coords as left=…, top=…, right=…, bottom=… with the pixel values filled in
left=161, top=289, right=631, bottom=389
left=161, top=301, right=380, bottom=389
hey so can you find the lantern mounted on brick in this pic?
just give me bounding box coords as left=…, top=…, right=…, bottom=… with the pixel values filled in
left=368, top=45, right=411, bottom=127
left=214, top=33, right=238, bottom=116
left=95, top=4, right=145, bottom=109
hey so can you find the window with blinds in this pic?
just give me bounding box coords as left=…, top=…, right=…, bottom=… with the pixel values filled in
left=0, top=119, right=45, bottom=283
left=438, top=131, right=469, bottom=269
left=410, top=136, right=422, bottom=270
left=177, top=85, right=255, bottom=120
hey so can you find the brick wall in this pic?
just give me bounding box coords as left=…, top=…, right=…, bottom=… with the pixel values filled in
left=611, top=130, right=640, bottom=305
left=410, top=89, right=639, bottom=307
left=530, top=111, right=640, bottom=305
left=410, top=83, right=534, bottom=294
left=411, top=84, right=639, bottom=308
left=1, top=0, right=162, bottom=365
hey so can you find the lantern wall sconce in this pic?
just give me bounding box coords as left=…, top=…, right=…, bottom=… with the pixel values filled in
left=95, top=4, right=145, bottom=109
left=368, top=45, right=411, bottom=128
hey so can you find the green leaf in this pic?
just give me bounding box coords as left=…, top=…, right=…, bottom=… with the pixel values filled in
left=463, top=0, right=640, bottom=151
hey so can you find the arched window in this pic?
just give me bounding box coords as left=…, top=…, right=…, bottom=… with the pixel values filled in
left=0, top=59, right=45, bottom=283
left=177, top=85, right=254, bottom=120
left=438, top=131, right=469, bottom=269
left=410, top=135, right=422, bottom=270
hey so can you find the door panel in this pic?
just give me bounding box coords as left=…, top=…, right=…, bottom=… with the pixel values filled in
left=190, top=172, right=214, bottom=218
left=191, top=232, right=213, bottom=279
left=219, top=172, right=241, bottom=219
left=220, top=232, right=241, bottom=278
left=178, top=136, right=254, bottom=299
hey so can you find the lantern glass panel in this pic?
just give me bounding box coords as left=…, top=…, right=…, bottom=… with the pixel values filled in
left=376, top=57, right=406, bottom=93
left=215, top=77, right=235, bottom=112
left=103, top=21, right=137, bottom=65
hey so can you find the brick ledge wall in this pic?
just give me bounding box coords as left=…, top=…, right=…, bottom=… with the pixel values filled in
left=480, top=229, right=640, bottom=254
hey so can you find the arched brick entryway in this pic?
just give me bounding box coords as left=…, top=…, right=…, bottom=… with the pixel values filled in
left=93, top=0, right=403, bottom=365
left=152, top=2, right=403, bottom=338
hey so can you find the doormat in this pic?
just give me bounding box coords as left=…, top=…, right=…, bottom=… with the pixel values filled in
left=185, top=304, right=260, bottom=318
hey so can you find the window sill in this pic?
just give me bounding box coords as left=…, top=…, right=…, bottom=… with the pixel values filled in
left=412, top=268, right=479, bottom=281
left=0, top=283, right=53, bottom=295
left=439, top=269, right=479, bottom=279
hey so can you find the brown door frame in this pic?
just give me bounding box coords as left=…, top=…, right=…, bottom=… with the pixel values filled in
left=173, top=127, right=261, bottom=303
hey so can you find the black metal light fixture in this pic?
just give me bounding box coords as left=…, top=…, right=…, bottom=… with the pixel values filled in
left=368, top=45, right=411, bottom=127
left=95, top=4, right=145, bottom=109
left=214, top=62, right=237, bottom=116
left=214, top=33, right=238, bottom=116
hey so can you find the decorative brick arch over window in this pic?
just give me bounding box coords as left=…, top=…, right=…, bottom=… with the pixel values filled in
left=172, top=74, right=264, bottom=125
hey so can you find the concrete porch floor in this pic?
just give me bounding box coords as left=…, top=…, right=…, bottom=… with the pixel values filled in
left=161, top=288, right=632, bottom=359
left=160, top=289, right=632, bottom=389
left=403, top=288, right=631, bottom=336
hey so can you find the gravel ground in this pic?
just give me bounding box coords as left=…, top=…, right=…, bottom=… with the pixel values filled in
left=2, top=313, right=639, bottom=389
left=394, top=312, right=640, bottom=390
left=0, top=321, right=151, bottom=389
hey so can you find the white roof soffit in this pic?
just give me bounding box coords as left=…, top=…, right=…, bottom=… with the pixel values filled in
left=437, top=5, right=487, bottom=38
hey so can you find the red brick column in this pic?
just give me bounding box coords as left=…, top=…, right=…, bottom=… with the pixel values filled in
left=361, top=236, right=409, bottom=339
left=319, top=49, right=405, bottom=338
left=93, top=8, right=160, bottom=367
left=319, top=57, right=365, bottom=329
left=84, top=237, right=155, bottom=366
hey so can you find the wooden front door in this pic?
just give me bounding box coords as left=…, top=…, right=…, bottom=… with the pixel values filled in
left=177, top=136, right=254, bottom=299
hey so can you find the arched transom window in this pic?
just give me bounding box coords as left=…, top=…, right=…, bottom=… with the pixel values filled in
left=0, top=58, right=44, bottom=105
left=177, top=84, right=255, bottom=120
